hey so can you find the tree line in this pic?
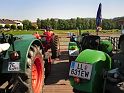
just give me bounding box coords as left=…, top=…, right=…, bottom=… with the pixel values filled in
left=1, top=17, right=123, bottom=31
left=36, top=17, right=122, bottom=30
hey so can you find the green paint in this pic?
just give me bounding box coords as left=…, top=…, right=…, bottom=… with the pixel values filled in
left=69, top=49, right=111, bottom=93
left=68, top=42, right=79, bottom=50
left=100, top=40, right=113, bottom=53
left=2, top=34, right=42, bottom=73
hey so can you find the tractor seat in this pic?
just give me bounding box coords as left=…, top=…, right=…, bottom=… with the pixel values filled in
left=0, top=43, right=10, bottom=53
left=80, top=35, right=100, bottom=50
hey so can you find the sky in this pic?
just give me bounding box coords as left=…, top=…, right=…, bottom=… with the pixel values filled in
left=0, top=0, right=124, bottom=21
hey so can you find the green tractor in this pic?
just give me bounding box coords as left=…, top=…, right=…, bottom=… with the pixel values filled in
left=0, top=33, right=50, bottom=93
left=68, top=33, right=124, bottom=93
left=68, top=33, right=112, bottom=63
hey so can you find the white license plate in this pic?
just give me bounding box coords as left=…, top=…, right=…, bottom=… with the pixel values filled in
left=69, top=50, right=79, bottom=56
left=8, top=62, right=20, bottom=71
left=69, top=61, right=92, bottom=80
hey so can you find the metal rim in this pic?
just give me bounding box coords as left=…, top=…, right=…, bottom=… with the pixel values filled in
left=32, top=54, right=43, bottom=93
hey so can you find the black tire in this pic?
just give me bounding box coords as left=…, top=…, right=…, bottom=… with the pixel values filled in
left=26, top=45, right=44, bottom=93
left=44, top=52, right=51, bottom=80
left=118, top=34, right=124, bottom=49
left=11, top=45, right=44, bottom=93
left=51, top=35, right=60, bottom=59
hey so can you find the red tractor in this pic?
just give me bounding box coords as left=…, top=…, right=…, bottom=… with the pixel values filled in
left=34, top=29, right=60, bottom=78
left=34, top=29, right=60, bottom=59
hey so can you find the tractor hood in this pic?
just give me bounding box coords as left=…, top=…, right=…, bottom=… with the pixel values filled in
left=15, top=34, right=36, bottom=40
left=2, top=34, right=42, bottom=73
left=76, top=49, right=106, bottom=64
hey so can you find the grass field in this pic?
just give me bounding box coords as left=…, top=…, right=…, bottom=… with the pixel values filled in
left=0, top=29, right=121, bottom=36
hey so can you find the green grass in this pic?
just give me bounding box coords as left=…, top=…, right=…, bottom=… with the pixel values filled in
left=0, top=29, right=121, bottom=35
left=0, top=30, right=43, bottom=35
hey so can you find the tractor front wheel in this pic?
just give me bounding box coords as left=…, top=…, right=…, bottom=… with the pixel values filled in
left=51, top=35, right=60, bottom=59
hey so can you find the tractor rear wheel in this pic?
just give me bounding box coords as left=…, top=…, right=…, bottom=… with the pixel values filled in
left=51, top=35, right=60, bottom=59
left=10, top=45, right=44, bottom=93
left=9, top=45, right=44, bottom=93
left=26, top=45, right=44, bottom=93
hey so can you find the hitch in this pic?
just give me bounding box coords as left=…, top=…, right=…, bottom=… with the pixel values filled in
left=10, top=76, right=28, bottom=93
left=4, top=76, right=28, bottom=93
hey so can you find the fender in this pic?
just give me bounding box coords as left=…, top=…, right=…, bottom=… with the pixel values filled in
left=76, top=49, right=106, bottom=63
left=2, top=34, right=44, bottom=73
left=99, top=40, right=113, bottom=54
left=70, top=49, right=112, bottom=93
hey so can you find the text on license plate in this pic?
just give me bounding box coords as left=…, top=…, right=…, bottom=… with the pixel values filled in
left=8, top=62, right=20, bottom=71
left=69, top=61, right=92, bottom=80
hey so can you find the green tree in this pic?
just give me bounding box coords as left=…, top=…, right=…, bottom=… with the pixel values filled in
left=57, top=19, right=66, bottom=30
left=0, top=25, right=3, bottom=29
left=11, top=25, right=16, bottom=30
left=41, top=20, right=46, bottom=29
left=64, top=20, right=70, bottom=30
left=40, top=18, right=52, bottom=29
left=35, top=17, right=122, bottom=30
left=102, top=19, right=112, bottom=30
left=31, top=24, right=38, bottom=30
left=69, top=18, right=76, bottom=29
left=45, top=18, right=51, bottom=27
left=89, top=19, right=96, bottom=29
left=17, top=26, right=23, bottom=30
left=76, top=17, right=83, bottom=29
left=37, top=18, right=41, bottom=29
left=22, top=20, right=32, bottom=30
left=5, top=24, right=10, bottom=29
left=50, top=18, right=57, bottom=29
left=85, top=19, right=90, bottom=29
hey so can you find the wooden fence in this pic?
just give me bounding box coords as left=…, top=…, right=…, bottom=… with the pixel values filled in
left=59, top=34, right=120, bottom=52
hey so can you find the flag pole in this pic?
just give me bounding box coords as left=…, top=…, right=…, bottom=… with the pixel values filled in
left=96, top=27, right=99, bottom=35
left=96, top=27, right=101, bottom=35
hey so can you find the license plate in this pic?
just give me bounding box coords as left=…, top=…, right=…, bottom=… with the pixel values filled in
left=8, top=62, right=20, bottom=71
left=69, top=61, right=92, bottom=80
left=69, top=50, right=79, bottom=56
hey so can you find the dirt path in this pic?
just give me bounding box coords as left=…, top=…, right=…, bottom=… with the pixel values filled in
left=43, top=50, right=73, bottom=93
